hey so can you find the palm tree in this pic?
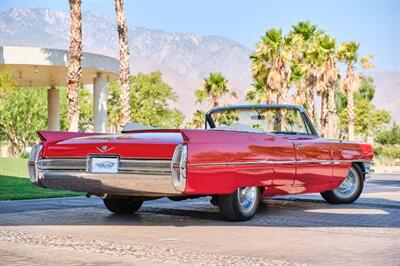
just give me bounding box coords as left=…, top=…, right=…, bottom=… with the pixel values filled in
left=115, top=0, right=131, bottom=128
left=290, top=64, right=307, bottom=107
left=246, top=79, right=273, bottom=104
left=67, top=0, right=82, bottom=132
left=195, top=72, right=237, bottom=108
left=316, top=35, right=338, bottom=138
left=291, top=21, right=323, bottom=41
left=250, top=28, right=291, bottom=104
left=304, top=65, right=318, bottom=121
left=188, top=110, right=206, bottom=129
left=289, top=21, right=324, bottom=121
left=337, top=42, right=374, bottom=140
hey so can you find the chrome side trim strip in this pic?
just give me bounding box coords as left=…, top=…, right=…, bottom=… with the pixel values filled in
left=189, top=160, right=296, bottom=166
left=188, top=159, right=372, bottom=167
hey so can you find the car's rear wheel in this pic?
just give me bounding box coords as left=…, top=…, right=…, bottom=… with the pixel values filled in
left=103, top=197, right=143, bottom=214
left=321, top=164, right=364, bottom=204
left=216, top=186, right=261, bottom=221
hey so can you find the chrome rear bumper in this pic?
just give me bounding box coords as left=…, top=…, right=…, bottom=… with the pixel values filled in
left=32, top=158, right=182, bottom=196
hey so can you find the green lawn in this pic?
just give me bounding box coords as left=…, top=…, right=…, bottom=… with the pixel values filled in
left=0, top=157, right=83, bottom=200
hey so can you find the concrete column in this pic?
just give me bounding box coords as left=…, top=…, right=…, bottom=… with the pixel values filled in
left=47, top=86, right=60, bottom=131
left=93, top=73, right=108, bottom=133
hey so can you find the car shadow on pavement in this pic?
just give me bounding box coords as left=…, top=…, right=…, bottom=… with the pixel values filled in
left=0, top=196, right=399, bottom=228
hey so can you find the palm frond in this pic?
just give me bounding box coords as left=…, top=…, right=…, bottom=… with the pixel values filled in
left=360, top=54, right=375, bottom=69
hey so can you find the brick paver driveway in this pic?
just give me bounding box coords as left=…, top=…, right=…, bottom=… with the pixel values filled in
left=1, top=173, right=399, bottom=265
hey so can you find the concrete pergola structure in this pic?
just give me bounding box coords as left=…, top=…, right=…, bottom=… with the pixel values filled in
left=0, top=46, right=119, bottom=133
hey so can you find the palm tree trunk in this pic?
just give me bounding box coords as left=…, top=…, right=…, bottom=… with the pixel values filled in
left=326, top=57, right=337, bottom=139
left=67, top=0, right=82, bottom=132
left=347, top=90, right=355, bottom=140
left=346, top=65, right=358, bottom=141
left=306, top=87, right=315, bottom=122
left=305, top=69, right=316, bottom=121
left=263, top=78, right=274, bottom=104
left=266, top=92, right=274, bottom=104
left=276, top=91, right=283, bottom=104
left=292, top=84, right=307, bottom=120
left=327, top=82, right=335, bottom=139
left=320, top=90, right=327, bottom=137
left=277, top=87, right=288, bottom=130
left=277, top=87, right=288, bottom=104
left=305, top=89, right=313, bottom=113
left=115, top=0, right=131, bottom=128
left=268, top=55, right=288, bottom=105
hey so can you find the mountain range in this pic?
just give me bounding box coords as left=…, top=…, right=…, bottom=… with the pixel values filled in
left=1, top=7, right=398, bottom=123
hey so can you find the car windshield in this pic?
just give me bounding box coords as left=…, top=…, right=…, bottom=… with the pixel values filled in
left=208, top=107, right=313, bottom=135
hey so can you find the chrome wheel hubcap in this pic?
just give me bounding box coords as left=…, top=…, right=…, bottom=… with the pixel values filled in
left=237, top=186, right=258, bottom=214
left=334, top=167, right=359, bottom=199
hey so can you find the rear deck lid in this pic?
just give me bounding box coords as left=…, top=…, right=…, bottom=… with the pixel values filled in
left=42, top=130, right=185, bottom=159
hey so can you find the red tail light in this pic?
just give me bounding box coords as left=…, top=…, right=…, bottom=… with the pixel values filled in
left=359, top=143, right=373, bottom=160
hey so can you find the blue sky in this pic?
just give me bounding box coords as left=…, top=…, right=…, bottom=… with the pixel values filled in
left=1, top=0, right=399, bottom=71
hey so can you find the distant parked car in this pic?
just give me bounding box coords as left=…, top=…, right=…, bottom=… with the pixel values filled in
left=29, top=104, right=373, bottom=221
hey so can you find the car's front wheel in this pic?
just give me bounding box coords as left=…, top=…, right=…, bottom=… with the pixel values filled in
left=103, top=196, right=143, bottom=214
left=321, top=164, right=364, bottom=204
left=216, top=186, right=261, bottom=221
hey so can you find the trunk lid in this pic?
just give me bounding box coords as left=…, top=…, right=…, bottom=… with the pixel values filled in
left=41, top=130, right=185, bottom=159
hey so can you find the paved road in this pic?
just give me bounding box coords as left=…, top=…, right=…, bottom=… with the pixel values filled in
left=0, top=173, right=399, bottom=265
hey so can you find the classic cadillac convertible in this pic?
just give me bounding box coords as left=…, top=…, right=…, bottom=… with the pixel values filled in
left=29, top=105, right=373, bottom=221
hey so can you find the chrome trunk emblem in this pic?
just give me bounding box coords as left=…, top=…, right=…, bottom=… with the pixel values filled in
left=96, top=145, right=115, bottom=153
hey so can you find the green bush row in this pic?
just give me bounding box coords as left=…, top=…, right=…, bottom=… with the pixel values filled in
left=374, top=145, right=400, bottom=159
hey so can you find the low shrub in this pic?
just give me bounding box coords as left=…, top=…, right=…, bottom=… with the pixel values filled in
left=374, top=144, right=400, bottom=159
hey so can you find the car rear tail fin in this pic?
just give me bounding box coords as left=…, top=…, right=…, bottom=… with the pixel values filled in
left=37, top=131, right=102, bottom=143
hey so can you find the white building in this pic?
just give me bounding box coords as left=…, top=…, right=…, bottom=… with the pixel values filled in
left=0, top=46, right=119, bottom=133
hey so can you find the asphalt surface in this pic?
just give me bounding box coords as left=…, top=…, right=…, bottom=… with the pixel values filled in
left=0, top=173, right=399, bottom=265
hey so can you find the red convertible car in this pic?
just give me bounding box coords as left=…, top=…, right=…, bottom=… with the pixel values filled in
left=29, top=105, right=373, bottom=221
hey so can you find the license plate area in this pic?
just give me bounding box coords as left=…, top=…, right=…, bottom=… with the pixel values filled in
left=88, top=157, right=119, bottom=173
